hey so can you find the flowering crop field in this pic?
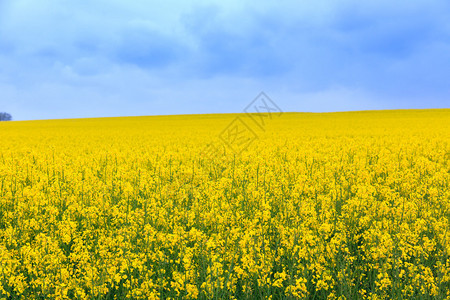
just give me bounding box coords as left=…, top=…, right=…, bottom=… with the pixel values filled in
left=1, top=110, right=450, bottom=299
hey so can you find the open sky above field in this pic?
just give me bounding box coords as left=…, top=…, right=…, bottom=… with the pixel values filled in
left=1, top=0, right=450, bottom=120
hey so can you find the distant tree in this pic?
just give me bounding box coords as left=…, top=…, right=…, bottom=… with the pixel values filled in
left=0, top=112, right=12, bottom=121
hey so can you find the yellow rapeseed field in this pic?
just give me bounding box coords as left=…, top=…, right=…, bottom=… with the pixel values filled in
left=1, top=109, right=450, bottom=299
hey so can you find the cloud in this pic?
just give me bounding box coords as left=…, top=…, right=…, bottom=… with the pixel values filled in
left=115, top=26, right=185, bottom=69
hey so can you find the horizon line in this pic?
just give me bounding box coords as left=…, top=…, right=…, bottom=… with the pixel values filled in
left=2, top=107, right=450, bottom=123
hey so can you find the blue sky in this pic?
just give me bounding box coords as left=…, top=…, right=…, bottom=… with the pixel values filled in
left=0, top=0, right=449, bottom=120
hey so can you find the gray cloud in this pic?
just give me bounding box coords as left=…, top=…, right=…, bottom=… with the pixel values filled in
left=115, top=26, right=186, bottom=69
